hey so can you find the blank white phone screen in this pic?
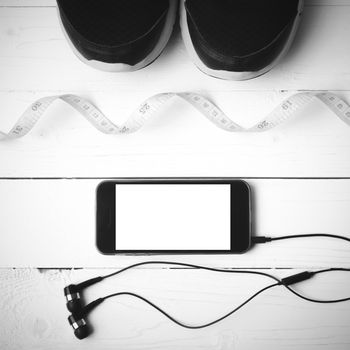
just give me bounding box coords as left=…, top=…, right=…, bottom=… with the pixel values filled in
left=115, top=184, right=231, bottom=250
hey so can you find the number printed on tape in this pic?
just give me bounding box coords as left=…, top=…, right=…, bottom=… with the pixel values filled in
left=0, top=91, right=350, bottom=140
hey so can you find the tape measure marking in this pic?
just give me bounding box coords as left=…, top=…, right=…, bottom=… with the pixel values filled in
left=1, top=92, right=350, bottom=140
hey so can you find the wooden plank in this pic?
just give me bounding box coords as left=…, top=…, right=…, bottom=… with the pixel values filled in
left=0, top=268, right=349, bottom=350
left=1, top=6, right=350, bottom=92
left=0, top=0, right=55, bottom=6
left=1, top=90, right=350, bottom=178
left=0, top=178, right=349, bottom=268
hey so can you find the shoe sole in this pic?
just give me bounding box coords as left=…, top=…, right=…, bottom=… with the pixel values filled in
left=179, top=0, right=304, bottom=80
left=57, top=0, right=178, bottom=72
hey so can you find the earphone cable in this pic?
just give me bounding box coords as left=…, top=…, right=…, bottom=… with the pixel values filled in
left=103, top=234, right=350, bottom=281
left=101, top=283, right=280, bottom=330
left=252, top=233, right=350, bottom=244
left=102, top=261, right=281, bottom=283
left=284, top=267, right=350, bottom=304
left=99, top=267, right=350, bottom=329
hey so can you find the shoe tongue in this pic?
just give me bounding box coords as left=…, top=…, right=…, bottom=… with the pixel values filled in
left=58, top=0, right=169, bottom=46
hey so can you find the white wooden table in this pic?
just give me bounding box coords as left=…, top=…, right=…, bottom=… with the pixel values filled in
left=1, top=0, right=350, bottom=349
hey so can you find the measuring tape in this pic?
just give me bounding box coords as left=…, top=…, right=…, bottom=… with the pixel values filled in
left=1, top=92, right=350, bottom=140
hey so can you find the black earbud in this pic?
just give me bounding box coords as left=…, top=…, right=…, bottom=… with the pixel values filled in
left=68, top=312, right=90, bottom=340
left=64, top=284, right=83, bottom=314
left=68, top=298, right=104, bottom=339
left=64, top=276, right=104, bottom=339
left=64, top=277, right=103, bottom=313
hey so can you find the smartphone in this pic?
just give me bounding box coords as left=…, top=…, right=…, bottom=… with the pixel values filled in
left=96, top=178, right=251, bottom=254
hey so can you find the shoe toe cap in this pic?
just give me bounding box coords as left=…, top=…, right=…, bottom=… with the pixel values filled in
left=57, top=0, right=170, bottom=65
left=185, top=0, right=302, bottom=74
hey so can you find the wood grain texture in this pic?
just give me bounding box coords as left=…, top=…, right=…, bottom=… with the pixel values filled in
left=0, top=268, right=349, bottom=350
left=1, top=1, right=350, bottom=349
left=0, top=179, right=349, bottom=268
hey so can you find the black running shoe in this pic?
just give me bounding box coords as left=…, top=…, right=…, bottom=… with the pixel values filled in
left=180, top=0, right=304, bottom=80
left=57, top=0, right=177, bottom=72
